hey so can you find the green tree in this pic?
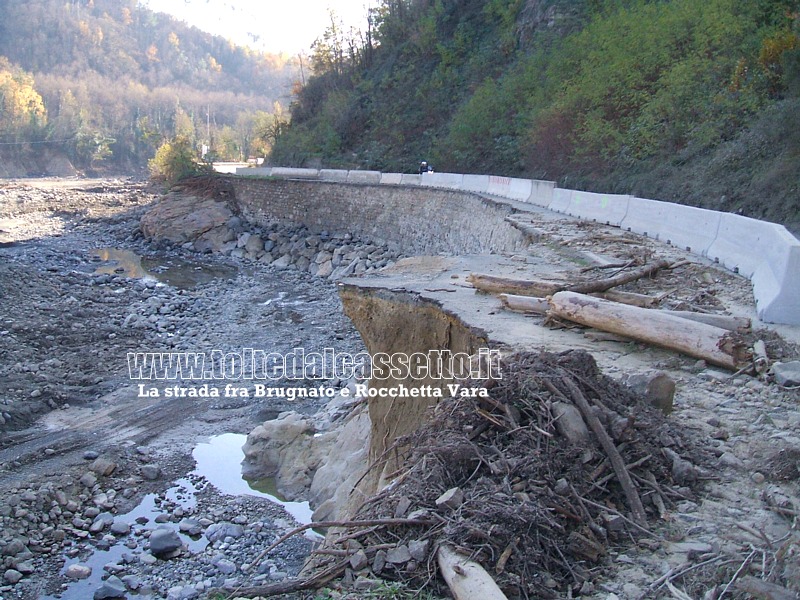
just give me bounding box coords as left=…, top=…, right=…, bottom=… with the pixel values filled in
left=148, top=135, right=205, bottom=185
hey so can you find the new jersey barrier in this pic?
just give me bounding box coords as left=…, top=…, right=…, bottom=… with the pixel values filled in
left=421, top=172, right=464, bottom=190
left=243, top=166, right=799, bottom=324
left=270, top=167, right=320, bottom=179
left=565, top=191, right=630, bottom=226
left=621, top=197, right=721, bottom=255
left=320, top=169, right=349, bottom=182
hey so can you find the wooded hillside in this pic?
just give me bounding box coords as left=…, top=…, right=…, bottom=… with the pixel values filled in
left=272, top=0, right=800, bottom=229
left=0, top=0, right=299, bottom=170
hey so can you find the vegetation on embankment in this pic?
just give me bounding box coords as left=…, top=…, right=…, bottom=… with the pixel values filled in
left=272, top=0, right=800, bottom=229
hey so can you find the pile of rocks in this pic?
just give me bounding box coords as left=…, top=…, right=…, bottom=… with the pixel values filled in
left=212, top=219, right=402, bottom=280
left=0, top=446, right=310, bottom=599
left=0, top=453, right=138, bottom=591
left=139, top=186, right=405, bottom=280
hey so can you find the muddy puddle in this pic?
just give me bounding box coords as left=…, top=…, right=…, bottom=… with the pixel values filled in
left=192, top=433, right=314, bottom=524
left=90, top=248, right=237, bottom=289
left=46, top=434, right=312, bottom=600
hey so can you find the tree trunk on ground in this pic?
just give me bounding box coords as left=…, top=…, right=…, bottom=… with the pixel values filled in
left=548, top=292, right=750, bottom=370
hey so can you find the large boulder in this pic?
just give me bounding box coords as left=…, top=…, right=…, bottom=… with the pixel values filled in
left=148, top=527, right=182, bottom=557
left=241, top=389, right=372, bottom=521
left=140, top=192, right=233, bottom=250
left=242, top=412, right=324, bottom=500
left=309, top=403, right=371, bottom=522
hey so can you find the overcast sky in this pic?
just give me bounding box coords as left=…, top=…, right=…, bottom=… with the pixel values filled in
left=141, top=0, right=372, bottom=54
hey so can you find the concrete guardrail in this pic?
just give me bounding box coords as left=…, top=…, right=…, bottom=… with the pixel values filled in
left=565, top=191, right=630, bottom=226
left=319, top=169, right=349, bottom=182
left=620, top=197, right=721, bottom=255
left=257, top=166, right=800, bottom=324
left=234, top=166, right=272, bottom=177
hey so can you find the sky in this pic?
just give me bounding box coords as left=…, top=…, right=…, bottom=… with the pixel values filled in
left=141, top=0, right=372, bottom=55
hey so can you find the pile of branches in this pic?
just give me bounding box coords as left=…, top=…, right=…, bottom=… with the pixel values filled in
left=170, top=174, right=235, bottom=200
left=226, top=350, right=708, bottom=599
left=336, top=350, right=704, bottom=598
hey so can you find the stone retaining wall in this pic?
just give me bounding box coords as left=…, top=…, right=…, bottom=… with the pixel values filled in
left=229, top=178, right=527, bottom=256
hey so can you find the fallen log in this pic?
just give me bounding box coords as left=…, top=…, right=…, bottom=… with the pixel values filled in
left=499, top=294, right=549, bottom=314
left=595, top=290, right=660, bottom=308
left=548, top=292, right=750, bottom=371
left=661, top=310, right=751, bottom=332
left=469, top=260, right=671, bottom=299
left=437, top=544, right=509, bottom=600
left=467, top=273, right=560, bottom=297
left=501, top=291, right=659, bottom=314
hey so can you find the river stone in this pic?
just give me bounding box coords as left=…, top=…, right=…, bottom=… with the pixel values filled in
left=14, top=561, right=34, bottom=575
left=317, top=260, right=333, bottom=278
left=435, top=487, right=464, bottom=510
left=386, top=545, right=412, bottom=564
left=349, top=549, right=369, bottom=571
left=110, top=520, right=131, bottom=536
left=148, top=527, right=182, bottom=557
left=272, top=254, right=291, bottom=268
left=773, top=361, right=800, bottom=387
left=204, top=522, right=244, bottom=543
left=4, top=569, right=23, bottom=584
left=178, top=518, right=203, bottom=536
left=244, top=234, right=263, bottom=254
left=551, top=402, right=590, bottom=445
left=2, top=538, right=27, bottom=556
left=80, top=472, right=98, bottom=487
left=212, top=557, right=237, bottom=575
left=94, top=574, right=126, bottom=599
left=65, top=563, right=92, bottom=579
left=141, top=464, right=160, bottom=480
left=625, top=371, right=675, bottom=415
left=409, top=539, right=429, bottom=561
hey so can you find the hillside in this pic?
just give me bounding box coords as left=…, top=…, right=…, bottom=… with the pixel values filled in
left=272, top=0, right=800, bottom=230
left=0, top=0, right=299, bottom=172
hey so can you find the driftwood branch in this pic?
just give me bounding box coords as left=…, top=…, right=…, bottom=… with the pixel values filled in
left=261, top=517, right=435, bottom=558
left=437, top=544, right=509, bottom=600
left=570, top=259, right=671, bottom=294
left=753, top=340, right=770, bottom=374
left=562, top=377, right=648, bottom=527
left=214, top=558, right=349, bottom=598
left=469, top=260, right=671, bottom=299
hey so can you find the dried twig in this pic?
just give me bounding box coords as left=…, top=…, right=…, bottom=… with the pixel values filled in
left=562, top=377, right=648, bottom=526
left=216, top=558, right=350, bottom=598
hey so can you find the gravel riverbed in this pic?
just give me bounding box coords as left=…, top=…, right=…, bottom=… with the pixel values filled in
left=0, top=179, right=365, bottom=599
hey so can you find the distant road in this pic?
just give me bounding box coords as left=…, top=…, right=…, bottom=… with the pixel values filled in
left=213, top=162, right=249, bottom=174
